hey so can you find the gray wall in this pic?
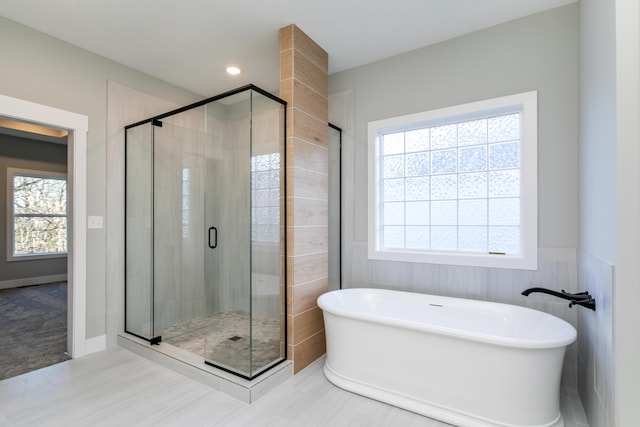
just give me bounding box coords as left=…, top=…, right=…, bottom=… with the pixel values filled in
left=0, top=134, right=68, bottom=282
left=578, top=0, right=617, bottom=261
left=0, top=16, right=201, bottom=338
left=330, top=4, right=578, bottom=250
left=577, top=1, right=616, bottom=425
left=578, top=0, right=640, bottom=426
left=329, top=5, right=580, bottom=390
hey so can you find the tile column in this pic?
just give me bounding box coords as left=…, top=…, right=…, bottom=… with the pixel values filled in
left=280, top=24, right=329, bottom=373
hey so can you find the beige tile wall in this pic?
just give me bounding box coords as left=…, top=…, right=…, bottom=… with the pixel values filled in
left=280, top=24, right=329, bottom=373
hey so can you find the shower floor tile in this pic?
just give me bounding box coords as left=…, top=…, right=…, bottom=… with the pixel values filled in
left=162, top=311, right=283, bottom=376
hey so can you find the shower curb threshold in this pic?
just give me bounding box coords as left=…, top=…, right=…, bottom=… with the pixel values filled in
left=117, top=333, right=293, bottom=403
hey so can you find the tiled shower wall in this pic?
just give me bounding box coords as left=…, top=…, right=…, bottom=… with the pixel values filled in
left=280, top=25, right=330, bottom=373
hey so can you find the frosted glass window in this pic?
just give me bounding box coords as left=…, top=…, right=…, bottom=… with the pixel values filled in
left=384, top=202, right=405, bottom=225
left=406, top=177, right=430, bottom=201
left=431, top=201, right=457, bottom=226
left=406, top=129, right=429, bottom=152
left=384, top=155, right=405, bottom=178
left=489, top=198, right=520, bottom=226
left=406, top=153, right=429, bottom=176
left=383, top=178, right=405, bottom=201
left=489, top=142, right=520, bottom=170
left=431, top=149, right=457, bottom=175
left=458, top=146, right=487, bottom=172
left=255, top=171, right=270, bottom=189
left=489, top=226, right=520, bottom=254
left=431, top=175, right=457, bottom=200
left=459, top=226, right=488, bottom=252
left=269, top=170, right=280, bottom=186
left=254, top=155, right=270, bottom=171
left=488, top=114, right=520, bottom=143
left=406, top=226, right=430, bottom=249
left=383, top=226, right=405, bottom=248
left=459, top=199, right=487, bottom=226
left=270, top=152, right=281, bottom=168
left=488, top=170, right=520, bottom=197
left=269, top=207, right=280, bottom=225
left=459, top=172, right=488, bottom=199
left=431, top=226, right=457, bottom=250
left=269, top=189, right=279, bottom=205
left=255, top=190, right=269, bottom=205
left=182, top=168, right=190, bottom=239
left=368, top=91, right=538, bottom=270
left=431, top=124, right=457, bottom=149
left=406, top=201, right=429, bottom=225
left=458, top=119, right=487, bottom=146
left=383, top=133, right=404, bottom=155
left=251, top=153, right=281, bottom=243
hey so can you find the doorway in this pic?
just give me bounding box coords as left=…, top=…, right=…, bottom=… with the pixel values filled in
left=0, top=121, right=69, bottom=378
left=0, top=94, right=88, bottom=358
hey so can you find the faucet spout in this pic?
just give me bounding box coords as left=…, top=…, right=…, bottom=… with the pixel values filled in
left=521, top=287, right=596, bottom=311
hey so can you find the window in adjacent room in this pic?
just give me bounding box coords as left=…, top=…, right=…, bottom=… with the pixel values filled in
left=368, top=91, right=537, bottom=269
left=8, top=168, right=68, bottom=260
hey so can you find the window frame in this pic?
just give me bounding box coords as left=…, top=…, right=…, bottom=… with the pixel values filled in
left=367, top=91, right=538, bottom=270
left=6, top=167, right=68, bottom=261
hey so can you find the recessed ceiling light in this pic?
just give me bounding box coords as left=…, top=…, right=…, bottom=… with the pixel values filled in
left=226, top=66, right=241, bottom=75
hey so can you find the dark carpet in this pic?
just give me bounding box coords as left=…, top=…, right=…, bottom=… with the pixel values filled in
left=0, top=282, right=70, bottom=380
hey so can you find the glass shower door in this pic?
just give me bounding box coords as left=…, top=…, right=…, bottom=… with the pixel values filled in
left=203, top=91, right=252, bottom=376
left=152, top=119, right=207, bottom=345
left=125, top=122, right=153, bottom=340
left=203, top=89, right=285, bottom=378
left=328, top=124, right=342, bottom=291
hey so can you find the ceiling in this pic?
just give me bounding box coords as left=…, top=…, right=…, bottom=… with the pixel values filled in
left=0, top=0, right=576, bottom=97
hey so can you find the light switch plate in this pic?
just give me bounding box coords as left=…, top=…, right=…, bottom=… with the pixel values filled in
left=88, top=216, right=103, bottom=229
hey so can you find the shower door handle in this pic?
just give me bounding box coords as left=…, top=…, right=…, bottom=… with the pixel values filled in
left=208, top=226, right=218, bottom=249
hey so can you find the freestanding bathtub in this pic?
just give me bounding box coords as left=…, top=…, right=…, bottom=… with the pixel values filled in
left=317, top=288, right=576, bottom=427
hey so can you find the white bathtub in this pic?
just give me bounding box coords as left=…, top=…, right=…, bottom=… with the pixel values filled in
left=317, top=288, right=576, bottom=427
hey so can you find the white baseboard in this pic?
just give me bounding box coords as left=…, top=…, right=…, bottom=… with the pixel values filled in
left=0, top=274, right=68, bottom=290
left=83, top=335, right=107, bottom=356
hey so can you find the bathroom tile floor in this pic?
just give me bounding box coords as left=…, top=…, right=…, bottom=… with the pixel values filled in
left=162, top=311, right=283, bottom=377
left=0, top=347, right=589, bottom=427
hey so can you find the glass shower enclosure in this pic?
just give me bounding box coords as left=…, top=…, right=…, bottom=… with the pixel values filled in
left=125, top=85, right=286, bottom=379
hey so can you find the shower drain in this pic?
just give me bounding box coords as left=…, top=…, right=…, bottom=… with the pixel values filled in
left=228, top=335, right=242, bottom=341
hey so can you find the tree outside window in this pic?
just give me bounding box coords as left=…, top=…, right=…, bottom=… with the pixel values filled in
left=9, top=168, right=67, bottom=259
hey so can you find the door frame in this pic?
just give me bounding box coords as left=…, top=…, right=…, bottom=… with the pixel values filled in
left=0, top=94, right=89, bottom=358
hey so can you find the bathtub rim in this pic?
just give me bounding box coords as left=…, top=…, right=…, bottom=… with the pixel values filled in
left=317, top=288, right=577, bottom=350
